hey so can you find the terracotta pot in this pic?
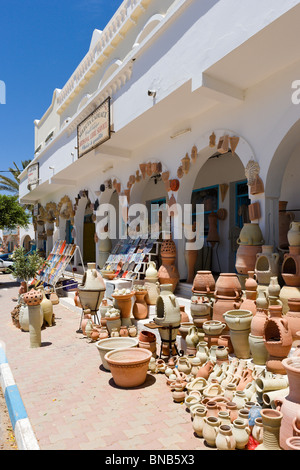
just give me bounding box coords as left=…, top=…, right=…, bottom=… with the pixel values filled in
left=138, top=340, right=157, bottom=357
left=23, top=289, right=43, bottom=307
left=105, top=348, right=152, bottom=388
left=139, top=330, right=156, bottom=343
left=158, top=256, right=179, bottom=292
left=196, top=360, right=214, bottom=380
left=216, top=424, right=236, bottom=451
left=279, top=201, right=295, bottom=250
left=213, top=296, right=241, bottom=326
left=275, top=357, right=300, bottom=449
left=133, top=290, right=148, bottom=320
left=236, top=245, right=262, bottom=275
left=169, top=179, right=180, bottom=192
left=120, top=325, right=129, bottom=337
left=192, top=271, right=215, bottom=295
left=215, top=273, right=242, bottom=298
left=111, top=292, right=134, bottom=319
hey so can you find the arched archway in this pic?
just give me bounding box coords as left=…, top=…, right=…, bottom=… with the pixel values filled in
left=175, top=130, right=254, bottom=279
left=265, top=117, right=300, bottom=249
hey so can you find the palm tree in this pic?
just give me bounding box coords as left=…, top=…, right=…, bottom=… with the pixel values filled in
left=0, top=159, right=32, bottom=194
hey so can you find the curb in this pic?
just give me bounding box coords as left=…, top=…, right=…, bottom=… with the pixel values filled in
left=0, top=346, right=40, bottom=450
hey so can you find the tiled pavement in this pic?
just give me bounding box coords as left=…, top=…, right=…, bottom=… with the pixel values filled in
left=0, top=274, right=210, bottom=451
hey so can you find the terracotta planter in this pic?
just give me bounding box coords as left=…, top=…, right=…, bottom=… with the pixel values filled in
left=96, top=337, right=139, bottom=371
left=132, top=290, right=148, bottom=320
left=192, top=271, right=215, bottom=295
left=105, top=348, right=152, bottom=388
left=236, top=245, right=262, bottom=275
left=275, top=357, right=300, bottom=449
left=112, top=292, right=134, bottom=319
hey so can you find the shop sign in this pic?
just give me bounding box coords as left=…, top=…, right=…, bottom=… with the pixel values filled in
left=27, top=163, right=39, bottom=186
left=77, top=97, right=111, bottom=158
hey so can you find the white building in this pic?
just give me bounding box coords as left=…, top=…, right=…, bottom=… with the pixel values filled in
left=19, top=0, right=300, bottom=283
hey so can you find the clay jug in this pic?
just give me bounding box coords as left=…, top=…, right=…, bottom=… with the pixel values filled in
left=192, top=407, right=207, bottom=438
left=177, top=356, right=192, bottom=375
left=232, top=419, right=251, bottom=449
left=144, top=280, right=160, bottom=305
left=268, top=276, right=281, bottom=299
left=145, top=261, right=158, bottom=279
left=255, top=291, right=268, bottom=311
left=216, top=424, right=236, bottom=451
left=203, top=416, right=221, bottom=447
left=40, top=287, right=53, bottom=327
left=185, top=325, right=200, bottom=351
left=245, top=271, right=257, bottom=291
left=240, top=290, right=257, bottom=316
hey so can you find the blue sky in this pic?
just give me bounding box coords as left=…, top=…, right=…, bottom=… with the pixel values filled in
left=0, top=0, right=123, bottom=174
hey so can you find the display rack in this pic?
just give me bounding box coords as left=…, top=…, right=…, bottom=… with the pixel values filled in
left=35, top=241, right=84, bottom=291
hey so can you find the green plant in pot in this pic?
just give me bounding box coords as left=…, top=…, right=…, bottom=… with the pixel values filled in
left=8, top=247, right=47, bottom=294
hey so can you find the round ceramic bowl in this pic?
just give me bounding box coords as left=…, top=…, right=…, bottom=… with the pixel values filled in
left=96, top=337, right=139, bottom=371
left=104, top=347, right=152, bottom=388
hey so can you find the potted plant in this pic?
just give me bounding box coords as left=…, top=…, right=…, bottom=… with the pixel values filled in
left=8, top=247, right=47, bottom=293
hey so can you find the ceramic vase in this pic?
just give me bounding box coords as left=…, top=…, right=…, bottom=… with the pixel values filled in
left=240, top=290, right=257, bottom=316
left=132, top=290, right=148, bottom=320
left=223, top=310, right=253, bottom=359
left=255, top=409, right=283, bottom=450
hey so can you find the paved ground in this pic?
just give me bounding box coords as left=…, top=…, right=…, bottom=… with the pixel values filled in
left=0, top=274, right=209, bottom=451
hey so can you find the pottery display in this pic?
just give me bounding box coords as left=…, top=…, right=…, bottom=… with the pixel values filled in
left=96, top=337, right=139, bottom=371
left=105, top=348, right=152, bottom=388
left=279, top=201, right=295, bottom=250
left=255, top=246, right=280, bottom=286
left=245, top=271, right=258, bottom=291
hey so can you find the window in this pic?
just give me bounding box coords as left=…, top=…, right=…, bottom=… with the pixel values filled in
left=191, top=185, right=219, bottom=237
